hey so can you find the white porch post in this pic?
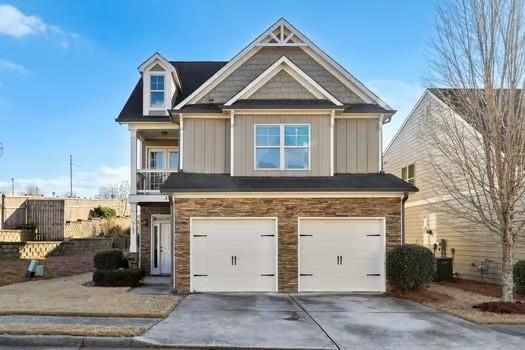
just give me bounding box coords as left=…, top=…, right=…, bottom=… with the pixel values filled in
left=130, top=204, right=138, bottom=253
left=130, top=128, right=138, bottom=195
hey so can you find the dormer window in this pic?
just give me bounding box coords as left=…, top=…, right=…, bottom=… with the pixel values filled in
left=150, top=75, right=165, bottom=108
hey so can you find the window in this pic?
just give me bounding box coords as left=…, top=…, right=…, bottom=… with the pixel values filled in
left=168, top=151, right=179, bottom=170
left=401, top=163, right=415, bottom=185
left=150, top=75, right=165, bottom=107
left=255, top=124, right=310, bottom=170
left=148, top=148, right=179, bottom=170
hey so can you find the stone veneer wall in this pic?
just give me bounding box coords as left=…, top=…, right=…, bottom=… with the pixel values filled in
left=174, top=197, right=402, bottom=293
left=140, top=205, right=170, bottom=273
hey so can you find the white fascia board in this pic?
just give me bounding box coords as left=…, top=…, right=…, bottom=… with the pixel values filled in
left=172, top=192, right=406, bottom=199
left=173, top=19, right=290, bottom=110
left=224, top=56, right=343, bottom=106
left=127, top=123, right=179, bottom=130
left=175, top=18, right=391, bottom=111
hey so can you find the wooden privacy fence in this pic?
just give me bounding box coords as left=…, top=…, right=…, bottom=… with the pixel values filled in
left=27, top=199, right=65, bottom=241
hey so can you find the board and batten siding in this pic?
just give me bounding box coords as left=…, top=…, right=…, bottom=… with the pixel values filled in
left=334, top=119, right=379, bottom=173
left=233, top=114, right=330, bottom=176
left=183, top=118, right=230, bottom=173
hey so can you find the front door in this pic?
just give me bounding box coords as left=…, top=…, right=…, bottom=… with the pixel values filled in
left=151, top=221, right=172, bottom=275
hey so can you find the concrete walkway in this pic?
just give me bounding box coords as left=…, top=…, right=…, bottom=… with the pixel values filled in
left=0, top=315, right=160, bottom=328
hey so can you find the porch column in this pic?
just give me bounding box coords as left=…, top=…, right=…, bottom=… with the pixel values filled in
left=130, top=128, right=137, bottom=195
left=130, top=203, right=138, bottom=253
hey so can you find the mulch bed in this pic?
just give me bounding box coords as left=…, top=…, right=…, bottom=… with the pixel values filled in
left=0, top=255, right=95, bottom=287
left=473, top=301, right=525, bottom=314
left=439, top=278, right=524, bottom=300
left=388, top=288, right=453, bottom=304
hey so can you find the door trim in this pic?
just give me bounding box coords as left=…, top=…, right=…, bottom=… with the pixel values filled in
left=297, top=216, right=386, bottom=292
left=189, top=217, right=279, bottom=292
left=151, top=214, right=171, bottom=275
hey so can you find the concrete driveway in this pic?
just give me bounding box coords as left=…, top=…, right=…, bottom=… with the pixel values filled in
left=136, top=293, right=523, bottom=350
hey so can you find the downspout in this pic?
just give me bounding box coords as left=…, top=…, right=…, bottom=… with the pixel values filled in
left=168, top=194, right=176, bottom=293
left=401, top=192, right=409, bottom=245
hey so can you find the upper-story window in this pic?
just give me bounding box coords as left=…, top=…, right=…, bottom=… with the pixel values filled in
left=401, top=163, right=415, bottom=185
left=150, top=75, right=165, bottom=108
left=255, top=124, right=310, bottom=170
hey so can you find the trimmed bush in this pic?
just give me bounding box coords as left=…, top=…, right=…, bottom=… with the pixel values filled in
left=92, top=269, right=145, bottom=287
left=94, top=249, right=127, bottom=270
left=93, top=206, right=117, bottom=219
left=386, top=244, right=436, bottom=291
left=514, top=260, right=525, bottom=296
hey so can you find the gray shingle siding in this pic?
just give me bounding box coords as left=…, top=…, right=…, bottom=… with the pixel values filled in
left=198, top=47, right=365, bottom=104
left=250, top=70, right=315, bottom=100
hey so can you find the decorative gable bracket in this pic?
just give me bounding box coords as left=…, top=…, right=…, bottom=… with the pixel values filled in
left=255, top=22, right=307, bottom=47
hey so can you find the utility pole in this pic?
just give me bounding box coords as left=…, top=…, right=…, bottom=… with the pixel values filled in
left=11, top=178, right=14, bottom=196
left=69, top=155, right=73, bottom=198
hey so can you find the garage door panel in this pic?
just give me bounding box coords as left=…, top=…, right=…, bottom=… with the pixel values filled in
left=299, top=218, right=385, bottom=292
left=191, top=218, right=277, bottom=292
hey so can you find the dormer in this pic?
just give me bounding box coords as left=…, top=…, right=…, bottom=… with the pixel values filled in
left=139, top=52, right=181, bottom=116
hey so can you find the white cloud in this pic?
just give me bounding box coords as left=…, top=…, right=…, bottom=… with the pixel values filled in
left=0, top=4, right=78, bottom=49
left=366, top=79, right=424, bottom=149
left=0, top=58, right=29, bottom=74
left=0, top=4, right=47, bottom=38
left=0, top=165, right=129, bottom=197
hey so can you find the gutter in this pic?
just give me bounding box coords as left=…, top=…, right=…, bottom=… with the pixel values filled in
left=168, top=194, right=177, bottom=293
left=401, top=192, right=409, bottom=245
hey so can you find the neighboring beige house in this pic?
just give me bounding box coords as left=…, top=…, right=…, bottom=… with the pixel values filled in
left=384, top=89, right=525, bottom=284
left=117, top=18, right=416, bottom=293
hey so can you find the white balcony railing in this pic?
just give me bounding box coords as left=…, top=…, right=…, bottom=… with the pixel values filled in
left=136, top=169, right=177, bottom=193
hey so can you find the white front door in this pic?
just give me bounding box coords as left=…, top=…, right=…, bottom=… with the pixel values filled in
left=190, top=218, right=277, bottom=292
left=151, top=221, right=172, bottom=275
left=299, top=218, right=385, bottom=292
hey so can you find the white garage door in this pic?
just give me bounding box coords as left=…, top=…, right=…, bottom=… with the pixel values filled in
left=190, top=218, right=277, bottom=292
left=299, top=218, right=385, bottom=292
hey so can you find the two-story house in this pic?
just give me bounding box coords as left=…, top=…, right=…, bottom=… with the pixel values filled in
left=117, top=19, right=417, bottom=293
left=384, top=89, right=525, bottom=284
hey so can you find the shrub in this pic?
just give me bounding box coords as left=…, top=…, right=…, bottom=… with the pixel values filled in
left=514, top=260, right=525, bottom=296
left=92, top=269, right=145, bottom=287
left=386, top=244, right=436, bottom=292
left=94, top=249, right=128, bottom=270
left=93, top=206, right=117, bottom=219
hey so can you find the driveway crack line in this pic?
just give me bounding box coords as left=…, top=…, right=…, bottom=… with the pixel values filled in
left=289, top=295, right=340, bottom=350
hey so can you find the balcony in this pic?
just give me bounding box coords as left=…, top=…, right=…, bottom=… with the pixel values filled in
left=136, top=169, right=177, bottom=194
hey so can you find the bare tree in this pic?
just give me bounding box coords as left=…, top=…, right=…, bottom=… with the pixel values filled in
left=426, top=0, right=525, bottom=301
left=25, top=184, right=42, bottom=196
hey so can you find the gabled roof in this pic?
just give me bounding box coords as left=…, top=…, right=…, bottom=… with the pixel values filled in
left=116, top=61, right=226, bottom=123
left=224, top=56, right=343, bottom=106
left=174, top=18, right=392, bottom=111
left=160, top=172, right=418, bottom=193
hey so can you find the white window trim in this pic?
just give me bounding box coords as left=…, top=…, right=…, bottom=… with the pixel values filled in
left=254, top=124, right=311, bottom=171
left=401, top=163, right=415, bottom=185
left=146, top=146, right=180, bottom=170
left=149, top=73, right=167, bottom=110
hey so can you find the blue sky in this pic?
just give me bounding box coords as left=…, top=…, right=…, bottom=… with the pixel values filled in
left=0, top=0, right=436, bottom=196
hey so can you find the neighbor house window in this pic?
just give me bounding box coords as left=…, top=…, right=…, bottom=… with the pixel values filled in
left=150, top=75, right=165, bottom=107
left=255, top=124, right=310, bottom=170
left=401, top=163, right=415, bottom=185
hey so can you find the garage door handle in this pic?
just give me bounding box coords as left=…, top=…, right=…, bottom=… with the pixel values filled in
left=193, top=274, right=208, bottom=277
left=231, top=256, right=237, bottom=265
left=300, top=234, right=313, bottom=237
left=366, top=234, right=380, bottom=237
left=193, top=234, right=207, bottom=237
left=261, top=234, right=275, bottom=237
left=260, top=274, right=274, bottom=276
left=300, top=273, right=313, bottom=276
left=367, top=273, right=381, bottom=276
